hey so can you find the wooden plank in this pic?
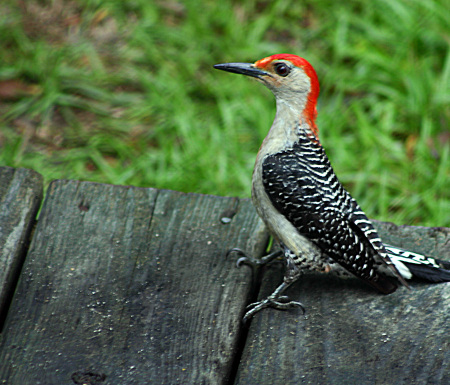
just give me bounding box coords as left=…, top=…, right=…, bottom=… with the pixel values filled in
left=0, top=180, right=268, bottom=384
left=0, top=167, right=43, bottom=329
left=235, top=223, right=450, bottom=385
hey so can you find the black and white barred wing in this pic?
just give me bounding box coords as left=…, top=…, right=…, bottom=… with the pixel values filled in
left=261, top=146, right=398, bottom=294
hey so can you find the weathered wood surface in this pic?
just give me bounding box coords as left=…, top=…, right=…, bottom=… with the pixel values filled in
left=235, top=223, right=450, bottom=385
left=0, top=167, right=43, bottom=329
left=0, top=171, right=448, bottom=385
left=0, top=180, right=268, bottom=384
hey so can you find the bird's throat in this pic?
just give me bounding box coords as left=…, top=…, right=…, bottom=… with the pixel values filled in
left=273, top=100, right=320, bottom=147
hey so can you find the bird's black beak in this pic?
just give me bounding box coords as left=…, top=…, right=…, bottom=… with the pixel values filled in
left=213, top=62, right=268, bottom=79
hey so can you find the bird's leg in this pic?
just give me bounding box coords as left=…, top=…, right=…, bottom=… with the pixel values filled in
left=243, top=280, right=305, bottom=323
left=228, top=245, right=306, bottom=322
left=226, top=248, right=283, bottom=269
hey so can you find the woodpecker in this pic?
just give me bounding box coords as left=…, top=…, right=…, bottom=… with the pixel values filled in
left=214, top=54, right=450, bottom=321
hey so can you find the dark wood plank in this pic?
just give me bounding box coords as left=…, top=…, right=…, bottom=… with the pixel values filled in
left=235, top=223, right=450, bottom=385
left=0, top=180, right=268, bottom=384
left=0, top=167, right=43, bottom=329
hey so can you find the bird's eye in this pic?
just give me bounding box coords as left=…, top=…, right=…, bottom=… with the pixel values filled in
left=274, top=63, right=290, bottom=77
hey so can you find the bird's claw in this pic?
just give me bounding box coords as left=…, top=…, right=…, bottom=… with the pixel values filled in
left=228, top=248, right=305, bottom=322
left=236, top=255, right=264, bottom=268
left=226, top=248, right=247, bottom=259
left=227, top=248, right=265, bottom=268
left=243, top=295, right=305, bottom=323
left=227, top=248, right=283, bottom=269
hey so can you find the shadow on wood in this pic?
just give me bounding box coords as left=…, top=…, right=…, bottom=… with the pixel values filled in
left=235, top=224, right=449, bottom=385
left=0, top=171, right=448, bottom=385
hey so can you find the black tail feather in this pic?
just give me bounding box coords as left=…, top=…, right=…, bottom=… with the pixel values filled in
left=435, top=258, right=450, bottom=270
left=401, top=261, right=450, bottom=283
left=384, top=244, right=450, bottom=283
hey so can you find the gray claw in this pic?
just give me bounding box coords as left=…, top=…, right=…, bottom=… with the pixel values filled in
left=226, top=248, right=248, bottom=259
left=227, top=248, right=284, bottom=269
left=236, top=255, right=262, bottom=268
left=243, top=296, right=305, bottom=323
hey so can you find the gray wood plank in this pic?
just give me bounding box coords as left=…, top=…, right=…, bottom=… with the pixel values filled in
left=235, top=223, right=450, bottom=385
left=0, top=180, right=268, bottom=384
left=0, top=167, right=43, bottom=329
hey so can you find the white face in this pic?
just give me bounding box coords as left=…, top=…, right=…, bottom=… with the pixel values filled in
left=255, top=60, right=311, bottom=109
left=214, top=56, right=318, bottom=131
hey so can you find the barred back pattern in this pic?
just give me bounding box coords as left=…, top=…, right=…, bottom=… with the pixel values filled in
left=261, top=127, right=400, bottom=293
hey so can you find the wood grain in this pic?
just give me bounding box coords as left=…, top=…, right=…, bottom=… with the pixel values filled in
left=235, top=224, right=450, bottom=385
left=0, top=167, right=43, bottom=329
left=0, top=180, right=268, bottom=384
left=1, top=173, right=448, bottom=384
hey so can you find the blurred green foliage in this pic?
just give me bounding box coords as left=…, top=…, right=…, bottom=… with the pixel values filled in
left=0, top=0, right=448, bottom=226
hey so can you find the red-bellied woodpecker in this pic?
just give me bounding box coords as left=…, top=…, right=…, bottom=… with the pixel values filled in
left=214, top=54, right=450, bottom=322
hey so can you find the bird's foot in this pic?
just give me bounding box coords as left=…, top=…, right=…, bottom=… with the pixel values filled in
left=227, top=248, right=283, bottom=269
left=243, top=294, right=305, bottom=323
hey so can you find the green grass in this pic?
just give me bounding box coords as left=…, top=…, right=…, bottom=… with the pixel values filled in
left=0, top=0, right=448, bottom=227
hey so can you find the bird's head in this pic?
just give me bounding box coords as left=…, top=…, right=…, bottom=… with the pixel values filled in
left=214, top=54, right=320, bottom=137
